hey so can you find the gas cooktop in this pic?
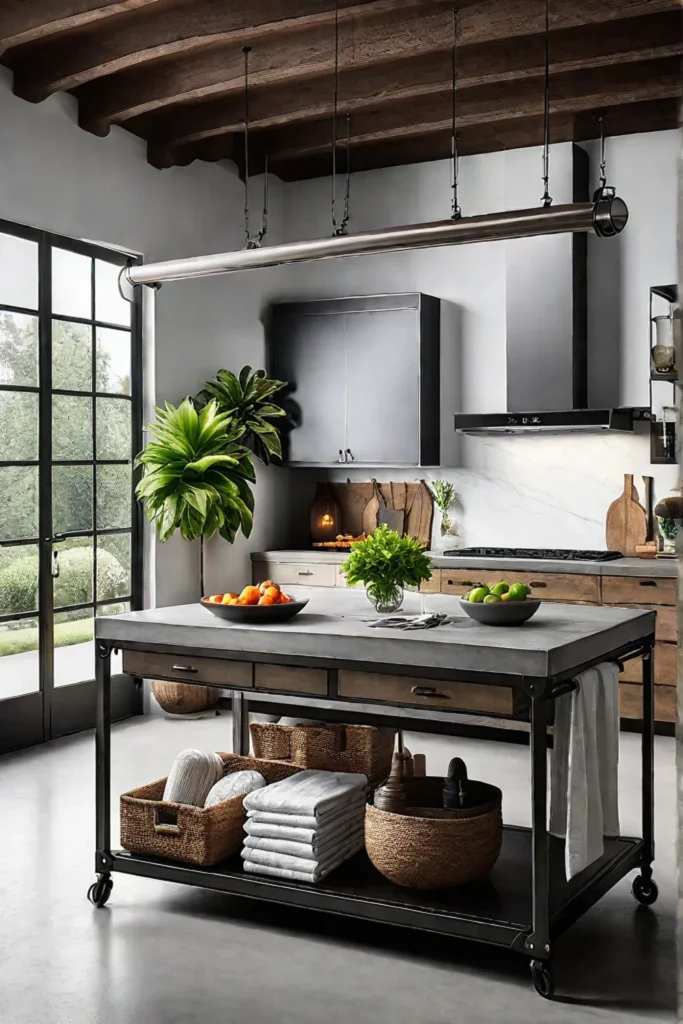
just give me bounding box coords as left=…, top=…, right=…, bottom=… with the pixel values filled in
left=442, top=548, right=624, bottom=562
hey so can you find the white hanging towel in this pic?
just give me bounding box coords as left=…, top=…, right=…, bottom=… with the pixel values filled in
left=549, top=662, right=620, bottom=880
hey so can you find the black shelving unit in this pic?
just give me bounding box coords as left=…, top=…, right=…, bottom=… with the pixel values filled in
left=649, top=284, right=679, bottom=465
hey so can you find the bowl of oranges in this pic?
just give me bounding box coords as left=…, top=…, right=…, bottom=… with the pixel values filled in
left=201, top=581, right=308, bottom=623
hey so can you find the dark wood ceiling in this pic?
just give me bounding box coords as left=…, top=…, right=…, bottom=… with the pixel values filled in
left=1, top=0, right=681, bottom=181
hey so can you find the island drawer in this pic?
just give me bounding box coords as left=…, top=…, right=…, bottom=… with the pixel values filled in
left=439, top=569, right=599, bottom=604
left=619, top=642, right=677, bottom=687
left=254, top=664, right=328, bottom=695
left=338, top=670, right=527, bottom=717
left=122, top=650, right=253, bottom=688
left=620, top=683, right=675, bottom=723
left=252, top=560, right=336, bottom=588
left=601, top=575, right=676, bottom=606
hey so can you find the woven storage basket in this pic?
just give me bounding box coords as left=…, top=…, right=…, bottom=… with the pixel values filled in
left=120, top=754, right=300, bottom=867
left=250, top=722, right=395, bottom=783
left=365, top=776, right=502, bottom=889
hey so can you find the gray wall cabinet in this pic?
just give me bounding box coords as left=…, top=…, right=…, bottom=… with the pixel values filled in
left=268, top=293, right=440, bottom=466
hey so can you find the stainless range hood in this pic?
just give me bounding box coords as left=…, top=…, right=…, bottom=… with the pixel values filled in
left=454, top=145, right=634, bottom=436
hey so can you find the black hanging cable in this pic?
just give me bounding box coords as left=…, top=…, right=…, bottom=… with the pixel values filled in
left=258, top=155, right=269, bottom=245
left=242, top=45, right=267, bottom=249
left=541, top=0, right=552, bottom=207
left=340, top=114, right=351, bottom=234
left=331, top=0, right=350, bottom=236
left=597, top=115, right=607, bottom=194
left=450, top=7, right=461, bottom=220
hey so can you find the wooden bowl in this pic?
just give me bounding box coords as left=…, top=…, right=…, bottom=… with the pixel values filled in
left=200, top=598, right=308, bottom=623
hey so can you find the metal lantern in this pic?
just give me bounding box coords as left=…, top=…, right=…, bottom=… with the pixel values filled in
left=309, top=484, right=342, bottom=544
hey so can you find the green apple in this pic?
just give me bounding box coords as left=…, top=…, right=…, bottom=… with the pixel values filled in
left=468, top=587, right=490, bottom=603
left=508, top=583, right=529, bottom=602
left=462, top=590, right=472, bottom=601
left=490, top=581, right=510, bottom=597
left=483, top=594, right=501, bottom=604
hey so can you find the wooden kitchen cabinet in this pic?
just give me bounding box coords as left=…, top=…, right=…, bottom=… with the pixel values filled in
left=601, top=575, right=676, bottom=606
left=268, top=294, right=440, bottom=466
left=439, top=568, right=600, bottom=604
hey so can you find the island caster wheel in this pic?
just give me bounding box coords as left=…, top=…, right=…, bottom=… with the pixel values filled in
left=530, top=960, right=555, bottom=999
left=632, top=875, right=658, bottom=906
left=87, top=875, right=113, bottom=908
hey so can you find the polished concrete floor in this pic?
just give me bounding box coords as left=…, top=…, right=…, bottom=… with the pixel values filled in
left=0, top=712, right=676, bottom=1024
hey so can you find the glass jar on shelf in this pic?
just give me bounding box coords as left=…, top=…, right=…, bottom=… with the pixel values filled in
left=651, top=314, right=676, bottom=376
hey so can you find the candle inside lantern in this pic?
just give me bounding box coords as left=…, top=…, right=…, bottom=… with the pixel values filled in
left=321, top=513, right=334, bottom=527
left=310, top=484, right=342, bottom=544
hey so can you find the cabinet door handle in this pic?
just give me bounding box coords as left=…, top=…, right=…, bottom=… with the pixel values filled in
left=171, top=664, right=198, bottom=673
left=345, top=448, right=355, bottom=462
left=298, top=570, right=313, bottom=576
left=411, top=685, right=449, bottom=699
left=448, top=579, right=477, bottom=587
left=338, top=449, right=346, bottom=463
left=639, top=580, right=657, bottom=587
left=529, top=581, right=547, bottom=588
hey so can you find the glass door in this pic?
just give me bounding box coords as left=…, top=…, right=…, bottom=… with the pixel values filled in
left=0, top=220, right=143, bottom=753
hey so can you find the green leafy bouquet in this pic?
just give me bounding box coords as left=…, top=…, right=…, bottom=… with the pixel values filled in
left=342, top=525, right=432, bottom=609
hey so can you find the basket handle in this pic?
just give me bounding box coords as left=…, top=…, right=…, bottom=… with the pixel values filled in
left=154, top=807, right=183, bottom=836
left=328, top=724, right=347, bottom=753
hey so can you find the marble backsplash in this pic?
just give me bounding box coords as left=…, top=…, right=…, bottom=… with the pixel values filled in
left=330, top=427, right=679, bottom=551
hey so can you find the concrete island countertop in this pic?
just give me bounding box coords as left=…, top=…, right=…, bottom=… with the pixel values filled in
left=98, top=587, right=654, bottom=680
left=251, top=549, right=677, bottom=577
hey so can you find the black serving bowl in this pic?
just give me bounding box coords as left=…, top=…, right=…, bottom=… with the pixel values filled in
left=459, top=597, right=541, bottom=626
left=200, top=598, right=309, bottom=623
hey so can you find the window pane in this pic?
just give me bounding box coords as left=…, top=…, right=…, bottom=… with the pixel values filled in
left=54, top=608, right=94, bottom=688
left=0, top=616, right=39, bottom=699
left=0, top=467, right=38, bottom=541
left=0, top=391, right=38, bottom=459
left=0, top=233, right=38, bottom=310
left=52, top=248, right=92, bottom=320
left=97, top=534, right=130, bottom=601
left=52, top=321, right=92, bottom=392
left=96, top=327, right=130, bottom=394
left=53, top=395, right=92, bottom=460
left=0, top=544, right=38, bottom=615
left=97, top=465, right=131, bottom=529
left=0, top=312, right=38, bottom=386
left=95, top=259, right=130, bottom=327
left=98, top=602, right=128, bottom=674
left=54, top=538, right=93, bottom=609
left=53, top=465, right=93, bottom=535
left=96, top=397, right=130, bottom=460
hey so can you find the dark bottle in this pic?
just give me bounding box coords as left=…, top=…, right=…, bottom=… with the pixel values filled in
left=443, top=757, right=469, bottom=810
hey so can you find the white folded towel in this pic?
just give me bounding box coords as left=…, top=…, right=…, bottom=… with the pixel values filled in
left=242, top=829, right=363, bottom=871
left=242, top=832, right=365, bottom=883
left=244, top=824, right=365, bottom=861
left=246, top=793, right=365, bottom=830
left=549, top=662, right=620, bottom=879
left=244, top=804, right=364, bottom=847
left=243, top=769, right=367, bottom=819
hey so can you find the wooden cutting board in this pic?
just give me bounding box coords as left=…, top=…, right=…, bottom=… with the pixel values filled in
left=605, top=474, right=647, bottom=555
left=330, top=481, right=433, bottom=547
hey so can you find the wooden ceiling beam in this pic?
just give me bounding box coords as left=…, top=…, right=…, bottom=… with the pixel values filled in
left=255, top=57, right=681, bottom=164
left=0, top=0, right=170, bottom=56
left=75, top=0, right=678, bottom=137
left=144, top=10, right=683, bottom=168
left=8, top=0, right=433, bottom=102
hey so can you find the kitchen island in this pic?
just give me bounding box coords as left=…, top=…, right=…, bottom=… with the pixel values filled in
left=92, top=593, right=657, bottom=999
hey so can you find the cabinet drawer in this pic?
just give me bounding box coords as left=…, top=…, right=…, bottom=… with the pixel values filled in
left=620, top=683, right=675, bottom=724
left=619, top=642, right=677, bottom=686
left=619, top=604, right=676, bottom=643
left=338, top=670, right=527, bottom=717
left=440, top=569, right=599, bottom=603
left=254, top=664, right=328, bottom=695
left=122, top=650, right=252, bottom=688
left=335, top=565, right=360, bottom=588
left=252, top=561, right=336, bottom=587
left=601, top=575, right=676, bottom=606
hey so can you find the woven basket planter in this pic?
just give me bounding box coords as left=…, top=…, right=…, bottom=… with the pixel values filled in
left=365, top=776, right=503, bottom=889
left=120, top=754, right=301, bottom=867
left=150, top=680, right=221, bottom=715
left=250, top=722, right=396, bottom=783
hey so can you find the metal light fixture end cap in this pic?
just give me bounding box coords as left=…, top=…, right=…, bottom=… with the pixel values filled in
left=593, top=194, right=628, bottom=238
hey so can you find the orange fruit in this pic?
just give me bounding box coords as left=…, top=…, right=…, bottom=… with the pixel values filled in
left=280, top=593, right=292, bottom=604
left=259, top=579, right=279, bottom=595
left=258, top=594, right=275, bottom=606
left=228, top=598, right=240, bottom=605
left=221, top=593, right=236, bottom=605
left=206, top=595, right=221, bottom=603
left=239, top=585, right=261, bottom=606
left=264, top=586, right=281, bottom=602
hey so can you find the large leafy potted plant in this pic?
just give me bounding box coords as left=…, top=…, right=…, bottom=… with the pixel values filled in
left=342, top=525, right=432, bottom=613
left=195, top=365, right=288, bottom=465
left=135, top=398, right=256, bottom=714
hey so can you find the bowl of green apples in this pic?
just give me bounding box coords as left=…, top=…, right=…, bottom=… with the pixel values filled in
left=460, top=581, right=541, bottom=626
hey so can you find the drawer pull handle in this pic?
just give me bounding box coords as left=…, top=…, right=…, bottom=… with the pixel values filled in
left=639, top=580, right=657, bottom=587
left=450, top=579, right=474, bottom=587
left=529, top=581, right=547, bottom=588
left=411, top=685, right=449, bottom=699
left=298, top=570, right=314, bottom=576
left=171, top=664, right=198, bottom=673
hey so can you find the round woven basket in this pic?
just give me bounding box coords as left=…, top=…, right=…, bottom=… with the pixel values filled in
left=365, top=779, right=503, bottom=890
left=151, top=681, right=221, bottom=715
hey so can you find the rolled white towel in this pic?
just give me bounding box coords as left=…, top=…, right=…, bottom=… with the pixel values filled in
left=204, top=770, right=266, bottom=808
left=162, top=750, right=224, bottom=807
left=277, top=717, right=318, bottom=727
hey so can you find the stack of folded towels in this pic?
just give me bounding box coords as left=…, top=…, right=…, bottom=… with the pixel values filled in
left=241, top=769, right=367, bottom=883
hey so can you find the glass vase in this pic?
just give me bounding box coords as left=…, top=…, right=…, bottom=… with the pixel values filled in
left=365, top=583, right=404, bottom=614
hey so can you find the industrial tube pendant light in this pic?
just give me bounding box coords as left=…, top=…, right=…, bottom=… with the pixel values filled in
left=122, top=0, right=628, bottom=290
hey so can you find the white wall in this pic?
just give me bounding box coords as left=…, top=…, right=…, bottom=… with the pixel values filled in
left=276, top=130, right=681, bottom=549
left=0, top=68, right=314, bottom=603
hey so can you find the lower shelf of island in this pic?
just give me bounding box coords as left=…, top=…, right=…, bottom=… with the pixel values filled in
left=111, top=826, right=643, bottom=955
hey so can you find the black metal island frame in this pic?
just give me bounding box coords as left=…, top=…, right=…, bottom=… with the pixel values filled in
left=91, top=591, right=658, bottom=1000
